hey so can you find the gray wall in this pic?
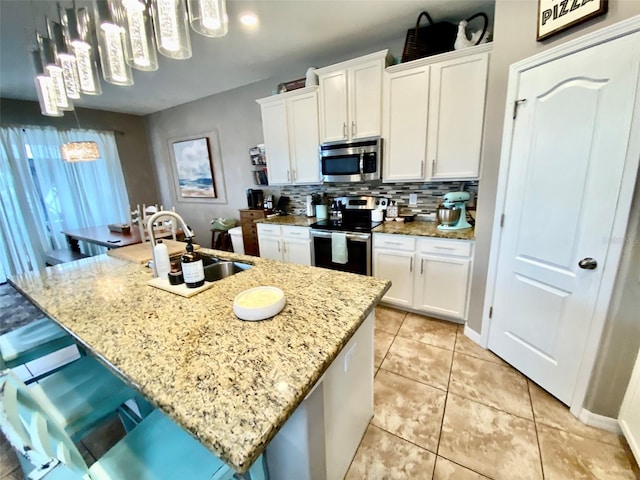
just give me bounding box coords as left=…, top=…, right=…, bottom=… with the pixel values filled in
left=468, top=0, right=640, bottom=416
left=0, top=98, right=159, bottom=210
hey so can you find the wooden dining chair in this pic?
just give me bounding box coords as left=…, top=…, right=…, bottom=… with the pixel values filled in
left=0, top=370, right=268, bottom=480
left=0, top=318, right=76, bottom=381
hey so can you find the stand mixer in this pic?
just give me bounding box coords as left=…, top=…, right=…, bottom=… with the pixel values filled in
left=437, top=191, right=472, bottom=230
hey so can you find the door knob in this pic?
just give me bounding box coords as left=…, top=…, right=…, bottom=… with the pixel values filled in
left=578, top=257, right=598, bottom=270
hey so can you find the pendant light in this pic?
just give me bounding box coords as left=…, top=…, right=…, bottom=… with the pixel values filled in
left=65, top=7, right=102, bottom=95
left=95, top=0, right=134, bottom=85
left=188, top=0, right=228, bottom=37
left=31, top=49, right=62, bottom=117
left=38, top=34, right=73, bottom=111
left=121, top=0, right=158, bottom=71
left=152, top=0, right=192, bottom=59
left=49, top=19, right=81, bottom=100
left=60, top=110, right=101, bottom=163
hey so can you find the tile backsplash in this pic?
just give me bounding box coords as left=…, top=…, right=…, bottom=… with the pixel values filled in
left=279, top=180, right=479, bottom=215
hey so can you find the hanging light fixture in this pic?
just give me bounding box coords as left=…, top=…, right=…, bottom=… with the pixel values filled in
left=121, top=0, right=158, bottom=71
left=49, top=18, right=81, bottom=100
left=152, top=0, right=192, bottom=59
left=38, top=34, right=73, bottom=111
left=31, top=49, right=62, bottom=117
left=95, top=0, right=134, bottom=85
left=188, top=0, right=228, bottom=37
left=65, top=7, right=102, bottom=95
left=60, top=110, right=101, bottom=163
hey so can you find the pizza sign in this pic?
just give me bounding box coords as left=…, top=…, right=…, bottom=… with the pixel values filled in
left=537, top=0, right=608, bottom=40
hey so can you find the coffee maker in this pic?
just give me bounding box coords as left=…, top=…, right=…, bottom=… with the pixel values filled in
left=246, top=189, right=264, bottom=209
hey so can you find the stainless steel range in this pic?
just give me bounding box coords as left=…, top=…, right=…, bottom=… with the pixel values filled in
left=310, top=196, right=387, bottom=276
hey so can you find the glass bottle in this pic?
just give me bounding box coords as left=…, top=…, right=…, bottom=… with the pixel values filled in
left=181, top=239, right=204, bottom=288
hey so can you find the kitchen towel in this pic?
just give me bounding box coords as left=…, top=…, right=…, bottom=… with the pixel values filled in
left=331, top=232, right=348, bottom=264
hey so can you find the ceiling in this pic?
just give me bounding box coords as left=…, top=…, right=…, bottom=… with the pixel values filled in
left=0, top=0, right=495, bottom=116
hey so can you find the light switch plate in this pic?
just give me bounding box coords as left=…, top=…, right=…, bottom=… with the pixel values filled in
left=409, top=193, right=418, bottom=207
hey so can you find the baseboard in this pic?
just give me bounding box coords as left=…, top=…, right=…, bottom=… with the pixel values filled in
left=463, top=324, right=487, bottom=348
left=578, top=409, right=622, bottom=435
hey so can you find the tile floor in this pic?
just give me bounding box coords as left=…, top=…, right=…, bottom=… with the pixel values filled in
left=1, top=305, right=639, bottom=479
left=345, top=305, right=640, bottom=480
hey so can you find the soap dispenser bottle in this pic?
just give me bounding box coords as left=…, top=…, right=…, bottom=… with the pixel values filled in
left=181, top=239, right=205, bottom=288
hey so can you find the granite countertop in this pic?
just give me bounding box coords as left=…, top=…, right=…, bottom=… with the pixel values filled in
left=373, top=221, right=476, bottom=240
left=254, top=215, right=317, bottom=227
left=9, top=252, right=389, bottom=473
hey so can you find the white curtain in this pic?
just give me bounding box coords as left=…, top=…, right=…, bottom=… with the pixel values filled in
left=0, top=126, right=129, bottom=281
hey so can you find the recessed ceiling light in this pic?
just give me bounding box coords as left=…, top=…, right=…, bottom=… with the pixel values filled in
left=240, top=13, right=258, bottom=27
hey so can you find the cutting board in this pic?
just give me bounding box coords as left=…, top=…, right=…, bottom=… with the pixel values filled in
left=107, top=240, right=200, bottom=264
left=147, top=277, right=213, bottom=297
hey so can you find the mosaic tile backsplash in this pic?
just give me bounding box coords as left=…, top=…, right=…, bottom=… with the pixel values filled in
left=279, top=180, right=479, bottom=216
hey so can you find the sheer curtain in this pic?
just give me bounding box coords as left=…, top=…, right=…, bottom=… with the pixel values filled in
left=0, top=125, right=129, bottom=281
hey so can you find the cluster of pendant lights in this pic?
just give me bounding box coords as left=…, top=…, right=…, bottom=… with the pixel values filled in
left=33, top=0, right=229, bottom=119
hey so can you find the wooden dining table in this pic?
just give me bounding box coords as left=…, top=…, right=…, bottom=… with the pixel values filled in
left=62, top=225, right=142, bottom=252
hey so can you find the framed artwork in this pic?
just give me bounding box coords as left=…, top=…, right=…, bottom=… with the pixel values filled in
left=537, top=0, right=608, bottom=41
left=172, top=137, right=216, bottom=198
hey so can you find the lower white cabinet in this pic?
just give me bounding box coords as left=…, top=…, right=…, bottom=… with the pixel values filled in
left=257, top=224, right=312, bottom=266
left=373, top=233, right=473, bottom=320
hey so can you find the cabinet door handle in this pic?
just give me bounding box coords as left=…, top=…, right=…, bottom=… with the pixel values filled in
left=434, top=245, right=455, bottom=250
left=409, top=257, right=413, bottom=273
left=287, top=170, right=290, bottom=182
left=420, top=258, right=424, bottom=274
left=277, top=240, right=281, bottom=252
left=283, top=241, right=287, bottom=253
left=351, top=121, right=356, bottom=136
left=421, top=160, right=425, bottom=177
left=432, top=159, right=436, bottom=175
left=293, top=169, right=297, bottom=181
left=384, top=241, right=402, bottom=246
left=343, top=122, right=347, bottom=138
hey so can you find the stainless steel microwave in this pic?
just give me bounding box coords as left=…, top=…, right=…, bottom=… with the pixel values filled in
left=319, top=137, right=382, bottom=182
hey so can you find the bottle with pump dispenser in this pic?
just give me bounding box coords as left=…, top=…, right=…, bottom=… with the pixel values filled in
left=153, top=240, right=171, bottom=279
left=181, top=239, right=205, bottom=288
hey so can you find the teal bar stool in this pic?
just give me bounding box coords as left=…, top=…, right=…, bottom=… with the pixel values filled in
left=0, top=370, right=269, bottom=480
left=0, top=318, right=76, bottom=373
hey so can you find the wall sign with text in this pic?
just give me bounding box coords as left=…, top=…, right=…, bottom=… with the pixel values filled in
left=537, top=0, right=608, bottom=41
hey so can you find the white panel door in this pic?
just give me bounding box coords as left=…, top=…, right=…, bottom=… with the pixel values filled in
left=288, top=91, right=320, bottom=184
left=382, top=66, right=430, bottom=182
left=488, top=33, right=640, bottom=404
left=619, top=348, right=640, bottom=464
left=427, top=52, right=488, bottom=179
left=416, top=255, right=470, bottom=320
left=373, top=249, right=414, bottom=307
left=260, top=100, right=291, bottom=185
left=318, top=70, right=348, bottom=143
left=350, top=61, right=383, bottom=139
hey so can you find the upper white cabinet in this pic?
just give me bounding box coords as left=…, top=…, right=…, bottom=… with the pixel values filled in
left=316, top=50, right=390, bottom=143
left=383, top=45, right=490, bottom=182
left=257, top=87, right=321, bottom=186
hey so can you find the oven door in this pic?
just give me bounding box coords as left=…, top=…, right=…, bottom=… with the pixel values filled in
left=311, top=230, right=371, bottom=276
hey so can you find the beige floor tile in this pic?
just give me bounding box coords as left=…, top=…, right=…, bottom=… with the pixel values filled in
left=345, top=424, right=436, bottom=480
left=454, top=331, right=508, bottom=366
left=374, top=329, right=395, bottom=368
left=439, top=394, right=542, bottom=480
left=381, top=336, right=453, bottom=391
left=397, top=313, right=457, bottom=350
left=449, top=352, right=533, bottom=420
left=372, top=369, right=446, bottom=452
left=433, top=456, right=490, bottom=479
left=375, top=306, right=406, bottom=335
left=537, top=424, right=636, bottom=479
left=529, top=381, right=623, bottom=446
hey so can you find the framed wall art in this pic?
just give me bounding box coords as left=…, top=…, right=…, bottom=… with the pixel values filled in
left=171, top=137, right=216, bottom=198
left=537, top=0, right=608, bottom=41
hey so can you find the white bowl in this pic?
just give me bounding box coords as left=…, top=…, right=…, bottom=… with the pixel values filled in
left=233, top=286, right=286, bottom=321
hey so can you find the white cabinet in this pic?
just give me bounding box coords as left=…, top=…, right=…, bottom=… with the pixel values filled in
left=383, top=45, right=490, bottom=182
left=257, top=87, right=320, bottom=185
left=373, top=233, right=473, bottom=321
left=316, top=50, right=389, bottom=143
left=257, top=224, right=312, bottom=266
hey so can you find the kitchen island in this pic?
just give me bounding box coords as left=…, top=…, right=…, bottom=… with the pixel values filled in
left=9, top=249, right=390, bottom=476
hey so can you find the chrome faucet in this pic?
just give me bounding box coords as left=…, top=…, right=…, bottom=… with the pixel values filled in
left=147, top=210, right=195, bottom=277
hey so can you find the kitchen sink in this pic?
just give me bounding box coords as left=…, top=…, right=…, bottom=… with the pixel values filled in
left=166, top=253, right=252, bottom=283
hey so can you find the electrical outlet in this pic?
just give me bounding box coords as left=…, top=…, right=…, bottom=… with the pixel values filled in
left=409, top=193, right=418, bottom=207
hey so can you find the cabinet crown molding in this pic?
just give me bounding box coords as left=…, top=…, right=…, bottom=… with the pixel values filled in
left=387, top=43, right=492, bottom=73
left=315, top=49, right=392, bottom=75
